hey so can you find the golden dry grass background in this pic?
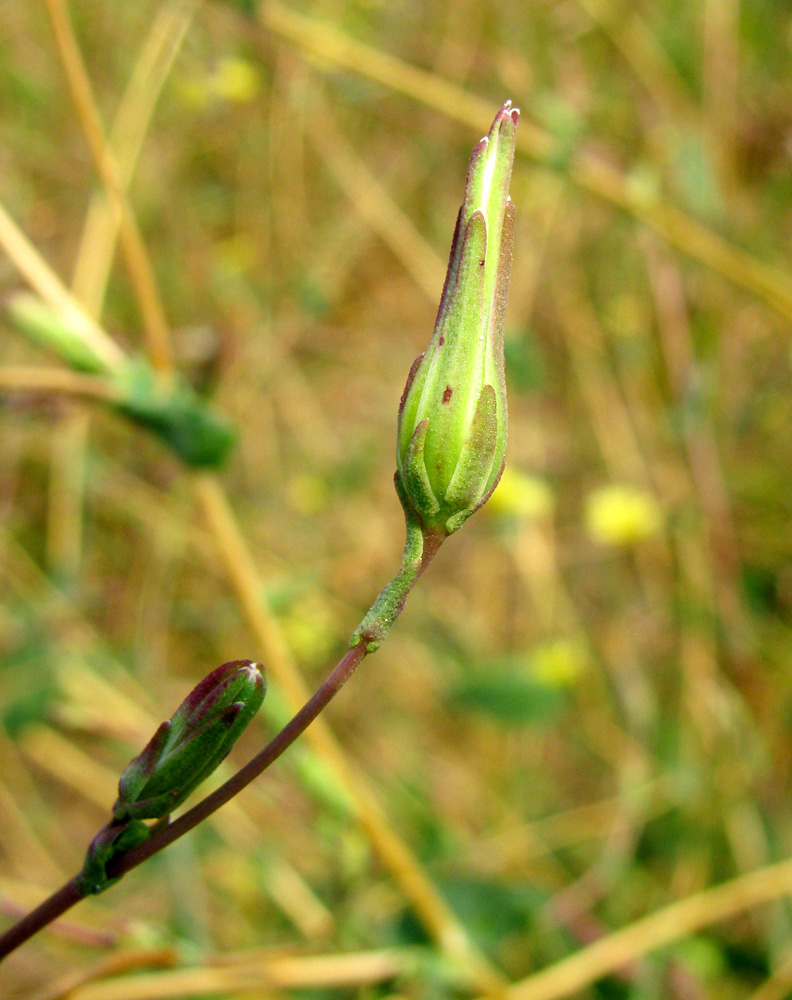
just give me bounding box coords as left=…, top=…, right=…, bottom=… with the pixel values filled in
left=2, top=0, right=792, bottom=998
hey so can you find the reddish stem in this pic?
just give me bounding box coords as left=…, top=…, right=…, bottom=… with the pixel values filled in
left=110, top=641, right=368, bottom=875
left=0, top=642, right=367, bottom=963
left=0, top=879, right=84, bottom=962
left=0, top=530, right=444, bottom=963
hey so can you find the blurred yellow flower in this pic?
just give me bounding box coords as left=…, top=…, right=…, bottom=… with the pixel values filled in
left=176, top=56, right=261, bottom=110
left=604, top=292, right=649, bottom=339
left=287, top=473, right=329, bottom=516
left=281, top=594, right=336, bottom=664
left=485, top=466, right=553, bottom=522
left=213, top=57, right=261, bottom=104
left=213, top=234, right=258, bottom=278
left=585, top=483, right=663, bottom=546
left=530, top=637, right=588, bottom=688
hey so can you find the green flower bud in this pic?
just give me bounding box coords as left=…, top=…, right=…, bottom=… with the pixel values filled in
left=397, top=101, right=518, bottom=536
left=76, top=818, right=150, bottom=895
left=114, top=659, right=265, bottom=822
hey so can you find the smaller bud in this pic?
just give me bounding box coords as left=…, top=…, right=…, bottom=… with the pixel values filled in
left=397, top=101, right=518, bottom=536
left=114, top=660, right=266, bottom=822
left=76, top=818, right=150, bottom=895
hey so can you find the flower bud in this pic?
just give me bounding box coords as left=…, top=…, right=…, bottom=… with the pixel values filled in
left=114, top=659, right=265, bottom=822
left=397, top=101, right=518, bottom=535
left=76, top=818, right=150, bottom=895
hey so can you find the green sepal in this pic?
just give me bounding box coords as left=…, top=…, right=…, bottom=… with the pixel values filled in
left=401, top=418, right=440, bottom=520
left=116, top=720, right=170, bottom=806
left=397, top=351, right=427, bottom=469
left=114, top=788, right=182, bottom=823
left=416, top=210, right=488, bottom=497
left=445, top=456, right=506, bottom=534
left=76, top=819, right=151, bottom=896
left=116, top=704, right=244, bottom=820
left=432, top=208, right=465, bottom=345
left=444, top=383, right=498, bottom=515
left=397, top=352, right=424, bottom=422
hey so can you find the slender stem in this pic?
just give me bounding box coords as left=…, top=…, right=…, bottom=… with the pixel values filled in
left=191, top=475, right=502, bottom=988
left=0, top=879, right=83, bottom=963
left=0, top=485, right=502, bottom=986
left=2, top=473, right=498, bottom=986
left=419, top=528, right=445, bottom=570
left=111, top=642, right=369, bottom=874
left=0, top=533, right=448, bottom=965
left=0, top=641, right=367, bottom=964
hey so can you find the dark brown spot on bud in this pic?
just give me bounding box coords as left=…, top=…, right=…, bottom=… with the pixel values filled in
left=439, top=334, right=444, bottom=346
left=442, top=385, right=453, bottom=404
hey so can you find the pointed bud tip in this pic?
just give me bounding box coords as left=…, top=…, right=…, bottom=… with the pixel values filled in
left=233, top=659, right=264, bottom=683
left=493, top=100, right=520, bottom=127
